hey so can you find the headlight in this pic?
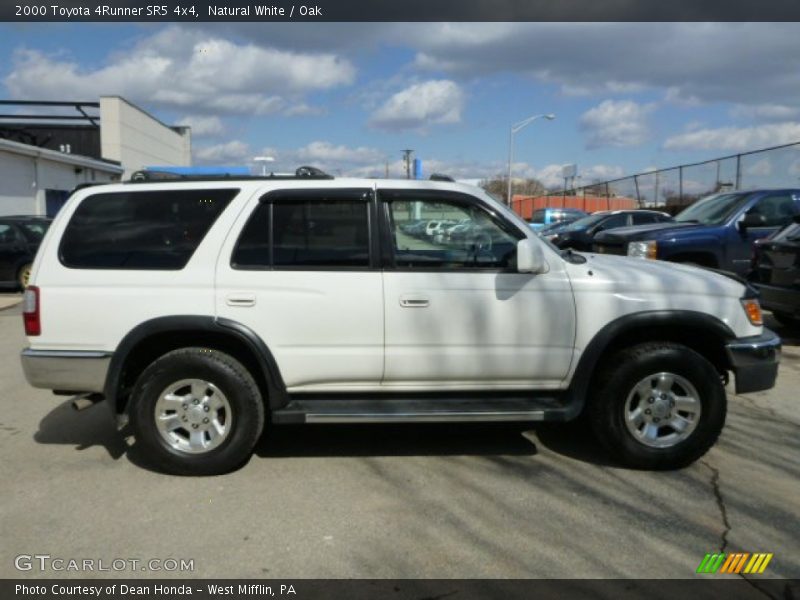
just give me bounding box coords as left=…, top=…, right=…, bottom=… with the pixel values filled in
left=741, top=298, right=763, bottom=326
left=627, top=240, right=657, bottom=259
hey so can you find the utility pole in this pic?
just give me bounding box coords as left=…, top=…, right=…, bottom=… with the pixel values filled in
left=402, top=149, right=414, bottom=179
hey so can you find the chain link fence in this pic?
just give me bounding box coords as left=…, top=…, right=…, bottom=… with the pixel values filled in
left=549, top=141, right=800, bottom=214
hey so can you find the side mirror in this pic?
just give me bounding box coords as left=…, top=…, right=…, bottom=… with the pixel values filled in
left=517, top=239, right=546, bottom=273
left=739, top=212, right=767, bottom=231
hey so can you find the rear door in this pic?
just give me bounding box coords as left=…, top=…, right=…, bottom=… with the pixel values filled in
left=215, top=188, right=384, bottom=391
left=379, top=188, right=576, bottom=389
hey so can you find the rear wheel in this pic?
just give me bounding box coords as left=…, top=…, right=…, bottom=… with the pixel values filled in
left=17, top=263, right=31, bottom=289
left=129, top=348, right=265, bottom=475
left=588, top=342, right=726, bottom=469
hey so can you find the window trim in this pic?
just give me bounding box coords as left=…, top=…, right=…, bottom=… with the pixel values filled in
left=378, top=189, right=525, bottom=273
left=230, top=187, right=377, bottom=272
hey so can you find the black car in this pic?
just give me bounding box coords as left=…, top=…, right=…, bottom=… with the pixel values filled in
left=748, top=214, right=800, bottom=327
left=544, top=210, right=673, bottom=251
left=0, top=216, right=52, bottom=289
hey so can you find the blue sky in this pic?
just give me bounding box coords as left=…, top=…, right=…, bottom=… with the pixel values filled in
left=2, top=22, right=800, bottom=188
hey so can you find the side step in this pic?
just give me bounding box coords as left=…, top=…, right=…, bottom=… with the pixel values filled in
left=271, top=396, right=570, bottom=424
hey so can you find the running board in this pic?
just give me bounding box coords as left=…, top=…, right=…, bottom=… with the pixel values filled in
left=271, top=396, right=569, bottom=424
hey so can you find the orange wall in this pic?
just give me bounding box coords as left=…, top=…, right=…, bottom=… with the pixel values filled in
left=511, top=195, right=638, bottom=220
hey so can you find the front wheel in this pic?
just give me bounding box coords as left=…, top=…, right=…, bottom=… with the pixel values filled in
left=588, top=342, right=726, bottom=470
left=129, top=348, right=265, bottom=475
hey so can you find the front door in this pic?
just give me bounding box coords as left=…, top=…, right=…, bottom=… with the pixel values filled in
left=728, top=191, right=800, bottom=274
left=379, top=189, right=576, bottom=389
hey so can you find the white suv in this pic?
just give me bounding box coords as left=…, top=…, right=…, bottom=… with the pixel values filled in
left=20, top=169, right=781, bottom=475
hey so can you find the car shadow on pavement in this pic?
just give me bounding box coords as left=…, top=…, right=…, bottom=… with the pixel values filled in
left=32, top=401, right=620, bottom=467
left=766, top=313, right=800, bottom=346
left=255, top=422, right=540, bottom=458
left=34, top=399, right=128, bottom=460
left=254, top=420, right=619, bottom=465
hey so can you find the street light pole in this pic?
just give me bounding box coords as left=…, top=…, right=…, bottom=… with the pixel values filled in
left=506, top=113, right=555, bottom=208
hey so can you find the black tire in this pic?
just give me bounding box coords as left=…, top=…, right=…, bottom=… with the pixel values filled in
left=17, top=263, right=32, bottom=289
left=129, top=348, right=265, bottom=475
left=588, top=342, right=726, bottom=470
left=773, top=311, right=800, bottom=329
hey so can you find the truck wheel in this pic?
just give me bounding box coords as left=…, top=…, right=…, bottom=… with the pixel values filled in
left=17, top=263, right=32, bottom=289
left=129, top=348, right=264, bottom=475
left=588, top=342, right=726, bottom=470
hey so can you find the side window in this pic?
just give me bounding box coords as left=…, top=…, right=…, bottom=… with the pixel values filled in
left=632, top=213, right=657, bottom=225
left=273, top=198, right=369, bottom=268
left=388, top=196, right=520, bottom=269
left=60, top=189, right=238, bottom=269
left=530, top=209, right=545, bottom=224
left=0, top=224, right=19, bottom=244
left=595, top=214, right=628, bottom=231
left=232, top=194, right=371, bottom=269
left=231, top=203, right=270, bottom=268
left=747, top=194, right=799, bottom=227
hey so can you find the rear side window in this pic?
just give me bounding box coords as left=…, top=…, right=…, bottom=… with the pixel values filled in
left=232, top=192, right=371, bottom=269
left=60, top=189, right=237, bottom=269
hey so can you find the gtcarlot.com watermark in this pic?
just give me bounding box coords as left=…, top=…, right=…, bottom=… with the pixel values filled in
left=14, top=554, right=194, bottom=573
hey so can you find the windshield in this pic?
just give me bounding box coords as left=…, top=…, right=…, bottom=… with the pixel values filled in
left=675, top=193, right=752, bottom=225
left=19, top=221, right=49, bottom=242
left=561, top=213, right=608, bottom=232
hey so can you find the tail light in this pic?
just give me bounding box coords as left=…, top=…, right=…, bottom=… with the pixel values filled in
left=23, top=286, right=40, bottom=336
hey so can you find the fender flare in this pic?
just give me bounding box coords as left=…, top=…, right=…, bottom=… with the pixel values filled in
left=104, top=315, right=288, bottom=412
left=564, top=310, right=736, bottom=418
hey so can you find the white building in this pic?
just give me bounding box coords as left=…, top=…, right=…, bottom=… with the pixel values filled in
left=99, top=96, right=191, bottom=178
left=0, top=138, right=123, bottom=216
left=0, top=96, right=191, bottom=216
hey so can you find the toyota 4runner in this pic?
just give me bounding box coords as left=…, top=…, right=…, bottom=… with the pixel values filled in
left=20, top=169, right=781, bottom=475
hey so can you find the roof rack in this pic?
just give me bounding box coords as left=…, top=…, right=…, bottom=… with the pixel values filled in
left=126, top=165, right=334, bottom=183
left=429, top=173, right=455, bottom=182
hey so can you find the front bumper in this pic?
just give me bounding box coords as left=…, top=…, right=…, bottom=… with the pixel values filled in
left=20, top=348, right=112, bottom=394
left=725, top=329, right=782, bottom=394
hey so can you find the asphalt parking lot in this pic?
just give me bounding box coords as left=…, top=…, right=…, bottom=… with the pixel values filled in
left=1, top=293, right=798, bottom=581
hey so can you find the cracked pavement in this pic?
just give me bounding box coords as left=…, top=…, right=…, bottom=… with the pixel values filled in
left=0, top=295, right=798, bottom=581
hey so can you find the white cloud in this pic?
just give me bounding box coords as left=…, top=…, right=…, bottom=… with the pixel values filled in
left=295, top=141, right=384, bottom=165
left=580, top=100, right=654, bottom=149
left=745, top=158, right=772, bottom=177
left=4, top=26, right=355, bottom=116
left=730, top=104, right=800, bottom=121
left=176, top=115, right=224, bottom=137
left=400, top=23, right=800, bottom=109
left=582, top=164, right=626, bottom=181
left=194, top=140, right=252, bottom=164
left=663, top=122, right=800, bottom=152
left=369, top=80, right=464, bottom=132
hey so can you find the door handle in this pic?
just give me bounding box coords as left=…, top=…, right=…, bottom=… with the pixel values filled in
left=399, top=295, right=429, bottom=308
left=226, top=293, right=256, bottom=307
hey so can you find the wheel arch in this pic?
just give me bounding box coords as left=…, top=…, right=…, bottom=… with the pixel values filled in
left=104, top=316, right=288, bottom=415
left=566, top=310, right=736, bottom=418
